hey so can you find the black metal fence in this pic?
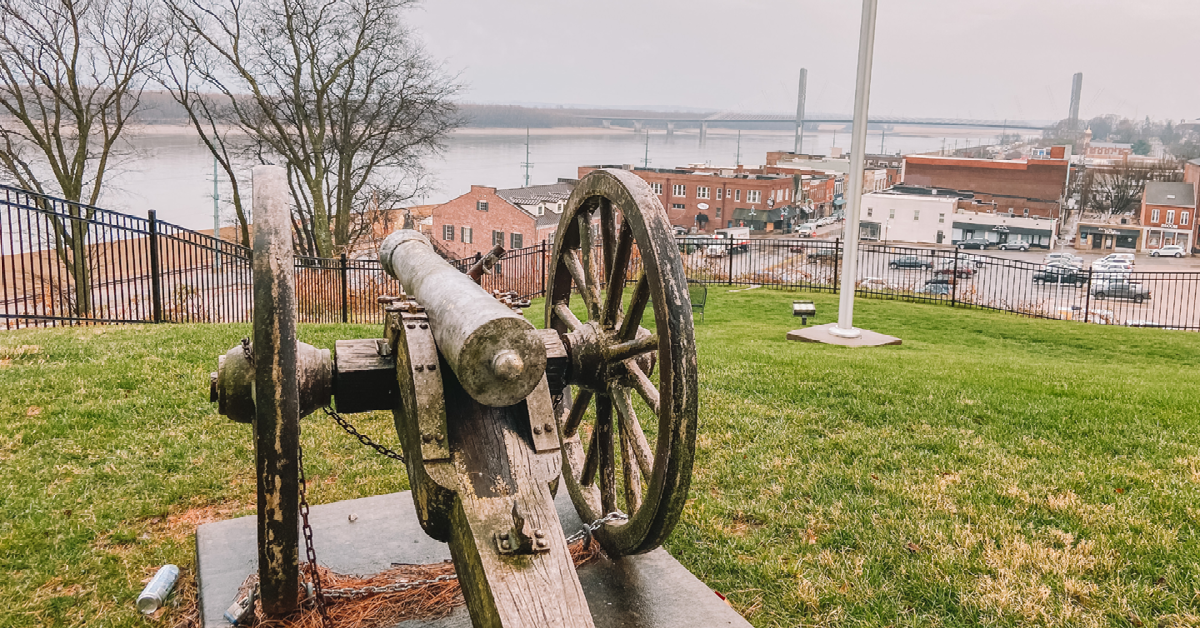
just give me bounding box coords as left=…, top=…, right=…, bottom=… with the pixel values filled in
left=3, top=184, right=1199, bottom=331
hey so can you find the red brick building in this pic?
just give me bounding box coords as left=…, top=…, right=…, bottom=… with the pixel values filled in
left=577, top=165, right=797, bottom=231
left=1139, top=181, right=1196, bottom=253
left=901, top=152, right=1070, bottom=219
left=430, top=185, right=538, bottom=259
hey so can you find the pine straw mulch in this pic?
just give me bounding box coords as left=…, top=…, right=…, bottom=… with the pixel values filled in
left=174, top=538, right=603, bottom=628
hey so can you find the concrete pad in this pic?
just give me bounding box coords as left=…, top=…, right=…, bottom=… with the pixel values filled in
left=786, top=322, right=902, bottom=347
left=196, top=491, right=750, bottom=628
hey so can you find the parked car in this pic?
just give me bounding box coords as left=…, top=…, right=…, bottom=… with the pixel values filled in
left=956, top=253, right=986, bottom=268
left=1100, top=252, right=1135, bottom=265
left=957, top=238, right=991, bottom=250
left=808, top=245, right=840, bottom=261
left=857, top=277, right=893, bottom=291
left=794, top=225, right=815, bottom=237
left=1032, top=264, right=1086, bottom=286
left=1045, top=252, right=1083, bottom=267
left=1091, top=279, right=1151, bottom=303
left=933, top=259, right=976, bottom=277
left=1150, top=245, right=1187, bottom=258
left=997, top=240, right=1030, bottom=251
left=818, top=216, right=835, bottom=226
left=794, top=221, right=818, bottom=233
left=889, top=255, right=933, bottom=270
left=917, top=282, right=951, bottom=295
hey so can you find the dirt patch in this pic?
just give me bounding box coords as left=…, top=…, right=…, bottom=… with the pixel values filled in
left=156, top=501, right=252, bottom=541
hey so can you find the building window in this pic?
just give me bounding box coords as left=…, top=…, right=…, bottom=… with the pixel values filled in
left=477, top=200, right=488, bottom=212
left=747, top=190, right=761, bottom=203
left=716, top=208, right=722, bottom=218
left=938, top=213, right=945, bottom=223
left=461, top=226, right=473, bottom=244
left=1167, top=210, right=1175, bottom=225
left=511, top=233, right=523, bottom=249
left=492, top=230, right=504, bottom=246
left=651, top=182, right=662, bottom=195
left=1023, top=208, right=1029, bottom=217
left=672, top=204, right=685, bottom=210
left=867, top=207, right=873, bottom=218
left=888, top=208, right=896, bottom=219
left=672, top=184, right=686, bottom=197
left=716, top=188, right=723, bottom=200
left=443, top=224, right=455, bottom=241
left=1183, top=211, right=1191, bottom=226
left=913, top=210, right=920, bottom=221
left=697, top=186, right=710, bottom=199
left=1152, top=208, right=1160, bottom=223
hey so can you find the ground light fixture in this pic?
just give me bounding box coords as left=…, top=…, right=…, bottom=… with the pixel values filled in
left=793, top=300, right=816, bottom=325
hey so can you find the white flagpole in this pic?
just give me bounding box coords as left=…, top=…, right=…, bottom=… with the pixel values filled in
left=832, top=0, right=879, bottom=338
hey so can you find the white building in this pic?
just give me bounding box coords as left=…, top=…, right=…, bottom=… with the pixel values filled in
left=859, top=192, right=960, bottom=245
left=859, top=191, right=1059, bottom=248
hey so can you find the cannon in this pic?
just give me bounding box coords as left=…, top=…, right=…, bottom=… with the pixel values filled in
left=209, top=166, right=698, bottom=627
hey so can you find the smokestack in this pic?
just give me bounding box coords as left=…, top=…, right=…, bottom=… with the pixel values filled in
left=794, top=68, right=807, bottom=154
left=1068, top=72, right=1083, bottom=131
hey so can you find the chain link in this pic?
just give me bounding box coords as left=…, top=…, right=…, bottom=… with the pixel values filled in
left=312, top=512, right=628, bottom=601
left=240, top=337, right=254, bottom=367
left=323, top=407, right=406, bottom=463
left=297, top=440, right=334, bottom=628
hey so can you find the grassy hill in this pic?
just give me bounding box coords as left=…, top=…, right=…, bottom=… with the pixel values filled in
left=2, top=288, right=1199, bottom=627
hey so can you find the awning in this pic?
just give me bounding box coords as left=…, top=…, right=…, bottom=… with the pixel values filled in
left=833, top=198, right=847, bottom=206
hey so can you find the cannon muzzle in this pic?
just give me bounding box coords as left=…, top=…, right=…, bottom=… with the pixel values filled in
left=379, top=230, right=546, bottom=407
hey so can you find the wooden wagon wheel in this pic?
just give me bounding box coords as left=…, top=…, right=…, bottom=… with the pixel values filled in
left=546, top=168, right=698, bottom=557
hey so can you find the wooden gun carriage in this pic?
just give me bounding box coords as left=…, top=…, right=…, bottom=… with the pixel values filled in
left=209, top=167, right=698, bottom=627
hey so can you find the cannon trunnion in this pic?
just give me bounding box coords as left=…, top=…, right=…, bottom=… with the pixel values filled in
left=209, top=167, right=697, bottom=627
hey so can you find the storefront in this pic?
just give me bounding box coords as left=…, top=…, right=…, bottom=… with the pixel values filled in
left=1076, top=224, right=1141, bottom=251
left=1141, top=227, right=1192, bottom=252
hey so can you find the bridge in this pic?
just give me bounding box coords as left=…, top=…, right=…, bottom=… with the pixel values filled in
left=574, top=112, right=1049, bottom=147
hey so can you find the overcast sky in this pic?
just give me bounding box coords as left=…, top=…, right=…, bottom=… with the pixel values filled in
left=407, top=0, right=1199, bottom=123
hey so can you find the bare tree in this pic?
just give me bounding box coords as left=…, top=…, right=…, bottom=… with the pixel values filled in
left=1088, top=159, right=1182, bottom=217
left=0, top=0, right=158, bottom=315
left=164, top=0, right=461, bottom=258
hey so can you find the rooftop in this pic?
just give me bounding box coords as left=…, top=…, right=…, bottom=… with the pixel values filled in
left=1144, top=181, right=1196, bottom=207
left=495, top=180, right=576, bottom=206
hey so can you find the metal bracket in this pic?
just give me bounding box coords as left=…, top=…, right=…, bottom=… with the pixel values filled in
left=494, top=503, right=551, bottom=555
left=390, top=301, right=450, bottom=462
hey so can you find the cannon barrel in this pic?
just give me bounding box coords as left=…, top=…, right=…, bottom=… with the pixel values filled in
left=378, top=230, right=546, bottom=407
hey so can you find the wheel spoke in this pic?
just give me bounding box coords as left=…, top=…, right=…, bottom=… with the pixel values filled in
left=561, top=388, right=594, bottom=438
left=600, top=198, right=616, bottom=281
left=565, top=248, right=601, bottom=321
left=625, top=360, right=661, bottom=417
left=581, top=421, right=600, bottom=487
left=553, top=302, right=583, bottom=332
left=596, top=396, right=617, bottom=515
left=617, top=272, right=650, bottom=341
left=620, top=421, right=643, bottom=512
left=602, top=221, right=634, bottom=328
left=611, top=384, right=655, bottom=479
left=604, top=333, right=658, bottom=363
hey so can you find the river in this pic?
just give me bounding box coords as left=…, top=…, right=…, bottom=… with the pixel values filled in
left=102, top=125, right=1008, bottom=231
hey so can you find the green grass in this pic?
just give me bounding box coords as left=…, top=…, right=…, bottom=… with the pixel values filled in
left=2, top=290, right=1200, bottom=627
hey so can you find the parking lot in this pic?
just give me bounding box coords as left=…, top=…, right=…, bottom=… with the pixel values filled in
left=678, top=232, right=1200, bottom=330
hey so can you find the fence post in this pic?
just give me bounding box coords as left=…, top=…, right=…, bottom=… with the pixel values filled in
left=1082, top=269, right=1092, bottom=325
left=951, top=252, right=959, bottom=307
left=833, top=238, right=841, bottom=292
left=148, top=210, right=163, bottom=323
left=541, top=240, right=548, bottom=297
left=727, top=242, right=734, bottom=284
left=340, top=253, right=348, bottom=323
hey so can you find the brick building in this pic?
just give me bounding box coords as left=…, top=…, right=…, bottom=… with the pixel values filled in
left=901, top=151, right=1070, bottom=219
left=577, top=165, right=797, bottom=231
left=430, top=181, right=576, bottom=259
left=1139, top=181, right=1196, bottom=253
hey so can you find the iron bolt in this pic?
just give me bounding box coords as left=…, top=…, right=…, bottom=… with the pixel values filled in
left=543, top=423, right=553, bottom=433
left=534, top=529, right=546, bottom=539
left=533, top=426, right=542, bottom=435
left=415, top=365, right=424, bottom=372
left=499, top=533, right=509, bottom=541
left=427, top=364, right=437, bottom=371
left=419, top=323, right=429, bottom=329
left=435, top=434, right=444, bottom=443
left=406, top=324, right=416, bottom=329
left=536, top=539, right=548, bottom=548
left=422, top=434, right=434, bottom=444
left=501, top=540, right=511, bottom=550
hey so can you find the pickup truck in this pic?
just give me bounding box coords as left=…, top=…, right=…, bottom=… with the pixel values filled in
left=1091, top=280, right=1150, bottom=303
left=707, top=227, right=751, bottom=256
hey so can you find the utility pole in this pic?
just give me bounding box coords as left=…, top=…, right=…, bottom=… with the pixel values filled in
left=212, top=156, right=220, bottom=271
left=643, top=131, right=651, bottom=168
left=521, top=127, right=533, bottom=187
left=880, top=127, right=886, bottom=154
left=736, top=129, right=742, bottom=166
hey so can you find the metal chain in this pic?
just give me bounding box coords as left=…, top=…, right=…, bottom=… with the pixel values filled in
left=297, top=440, right=333, bottom=628
left=240, top=337, right=254, bottom=367
left=314, top=512, right=628, bottom=601
left=323, top=406, right=406, bottom=463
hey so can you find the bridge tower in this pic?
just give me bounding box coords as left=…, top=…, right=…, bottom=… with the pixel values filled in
left=794, top=68, right=808, bottom=154
left=1068, top=72, right=1083, bottom=132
